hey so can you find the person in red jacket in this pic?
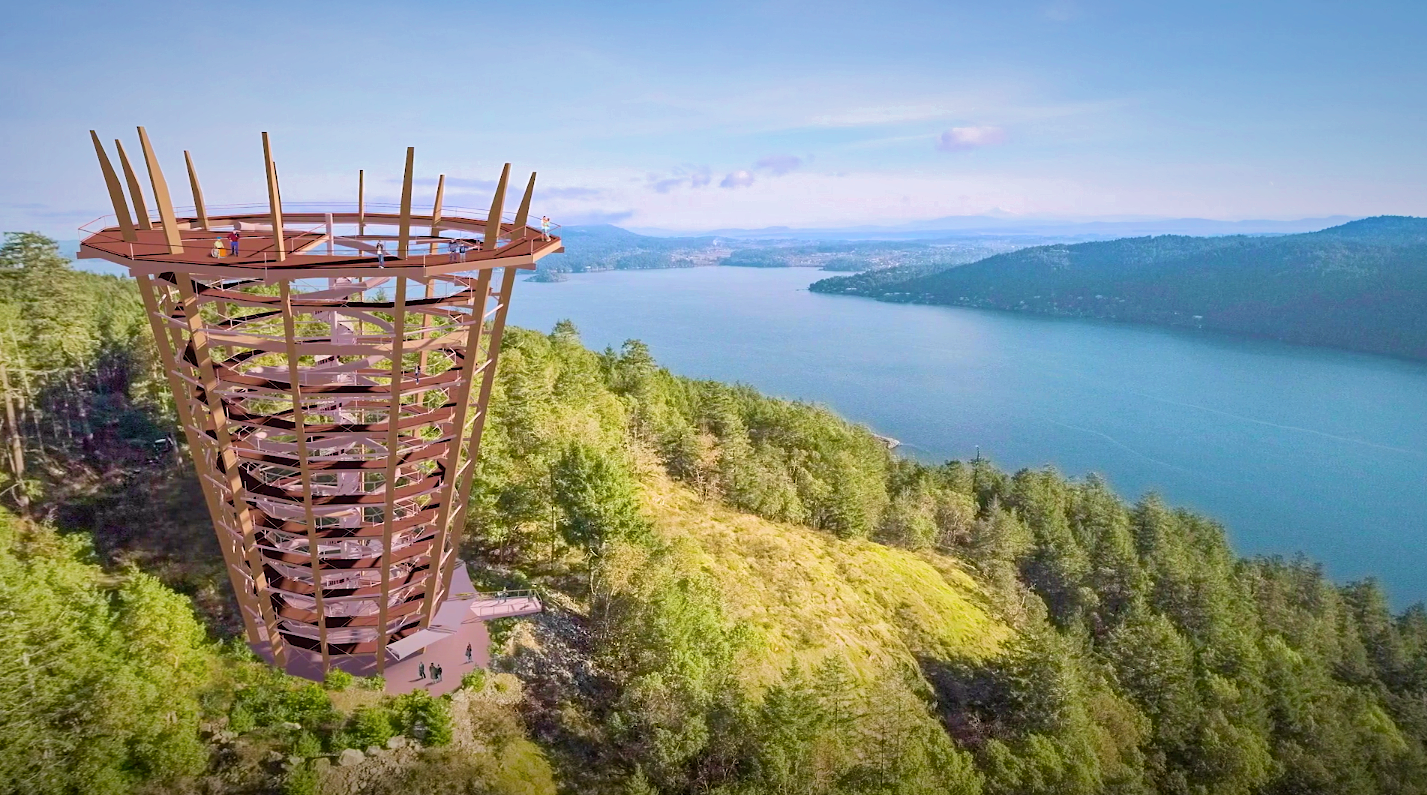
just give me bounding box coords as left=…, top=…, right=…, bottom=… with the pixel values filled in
left=226, top=229, right=240, bottom=257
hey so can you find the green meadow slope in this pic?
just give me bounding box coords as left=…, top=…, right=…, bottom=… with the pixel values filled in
left=637, top=473, right=1007, bottom=679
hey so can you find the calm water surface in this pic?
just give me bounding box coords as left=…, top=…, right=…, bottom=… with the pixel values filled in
left=505, top=267, right=1427, bottom=606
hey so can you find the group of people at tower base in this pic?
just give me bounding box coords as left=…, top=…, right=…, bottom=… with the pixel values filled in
left=414, top=642, right=475, bottom=685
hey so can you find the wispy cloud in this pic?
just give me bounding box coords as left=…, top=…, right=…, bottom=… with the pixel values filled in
left=720, top=170, right=755, bottom=189
left=936, top=126, right=1009, bottom=152
left=543, top=186, right=604, bottom=200
left=648, top=165, right=712, bottom=193
left=560, top=209, right=635, bottom=226
left=1040, top=0, right=1081, bottom=22
left=811, top=104, right=958, bottom=128
left=414, top=176, right=498, bottom=191
left=754, top=154, right=802, bottom=175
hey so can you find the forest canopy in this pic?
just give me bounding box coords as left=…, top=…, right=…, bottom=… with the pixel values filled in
left=0, top=232, right=1425, bottom=794
left=812, top=216, right=1427, bottom=361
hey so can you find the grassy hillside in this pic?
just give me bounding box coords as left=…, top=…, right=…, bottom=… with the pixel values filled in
left=637, top=473, right=1007, bottom=680
left=811, top=216, right=1427, bottom=360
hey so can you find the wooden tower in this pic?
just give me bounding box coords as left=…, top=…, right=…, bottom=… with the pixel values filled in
left=80, top=128, right=560, bottom=684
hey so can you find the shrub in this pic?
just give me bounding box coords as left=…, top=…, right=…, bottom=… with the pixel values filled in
left=228, top=703, right=256, bottom=733
left=348, top=706, right=395, bottom=748
left=284, top=684, right=336, bottom=728
left=282, top=762, right=320, bottom=795
left=357, top=675, right=386, bottom=691
left=326, top=729, right=356, bottom=753
left=462, top=668, right=487, bottom=692
left=488, top=617, right=518, bottom=649
left=390, top=690, right=453, bottom=746
left=323, top=669, right=355, bottom=692
left=291, top=731, right=322, bottom=758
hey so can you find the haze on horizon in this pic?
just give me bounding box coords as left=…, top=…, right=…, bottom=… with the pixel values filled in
left=2, top=0, right=1423, bottom=237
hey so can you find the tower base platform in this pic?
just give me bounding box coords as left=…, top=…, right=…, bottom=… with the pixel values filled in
left=249, top=563, right=542, bottom=696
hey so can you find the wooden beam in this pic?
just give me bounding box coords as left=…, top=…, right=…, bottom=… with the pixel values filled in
left=397, top=148, right=414, bottom=258
left=358, top=170, right=365, bottom=236
left=485, top=164, right=510, bottom=249
left=431, top=174, right=445, bottom=235
left=175, top=273, right=287, bottom=667
left=375, top=276, right=409, bottom=673
left=89, top=131, right=136, bottom=242
left=136, top=275, right=261, bottom=646
left=184, top=150, right=210, bottom=230
left=262, top=132, right=286, bottom=262
left=512, top=172, right=537, bottom=241
left=115, top=139, right=152, bottom=231
left=420, top=269, right=493, bottom=628
left=137, top=127, right=185, bottom=254
left=438, top=265, right=517, bottom=604
left=429, top=174, right=445, bottom=253
left=280, top=282, right=330, bottom=671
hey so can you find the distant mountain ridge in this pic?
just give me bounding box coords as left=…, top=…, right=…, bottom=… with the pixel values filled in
left=810, top=216, right=1427, bottom=361
left=630, top=215, right=1359, bottom=241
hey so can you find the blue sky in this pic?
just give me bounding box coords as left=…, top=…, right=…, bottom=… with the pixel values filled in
left=2, top=0, right=1423, bottom=234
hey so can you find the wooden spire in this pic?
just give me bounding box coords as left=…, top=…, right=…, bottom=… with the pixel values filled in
left=184, top=151, right=209, bottom=230
left=137, top=126, right=184, bottom=254
left=262, top=132, right=285, bottom=261
left=397, top=147, right=415, bottom=258
left=115, top=139, right=152, bottom=231
left=513, top=171, right=537, bottom=232
left=90, top=131, right=136, bottom=242
left=485, top=164, right=511, bottom=249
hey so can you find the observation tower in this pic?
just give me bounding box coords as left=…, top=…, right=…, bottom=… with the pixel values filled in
left=80, top=128, right=559, bottom=689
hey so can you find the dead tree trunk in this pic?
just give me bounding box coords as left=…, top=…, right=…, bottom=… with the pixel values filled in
left=1, top=360, right=28, bottom=514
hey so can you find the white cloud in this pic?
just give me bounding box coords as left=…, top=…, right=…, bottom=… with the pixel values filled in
left=936, top=126, right=1009, bottom=152
left=720, top=170, right=756, bottom=189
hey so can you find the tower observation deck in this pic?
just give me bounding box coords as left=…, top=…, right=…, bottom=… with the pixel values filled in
left=80, top=128, right=560, bottom=686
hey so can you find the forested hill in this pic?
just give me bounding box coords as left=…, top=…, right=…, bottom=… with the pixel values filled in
left=810, top=216, right=1427, bottom=360
left=5, top=231, right=1427, bottom=794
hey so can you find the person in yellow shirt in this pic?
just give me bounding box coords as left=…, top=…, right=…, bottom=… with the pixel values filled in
left=211, top=238, right=226, bottom=258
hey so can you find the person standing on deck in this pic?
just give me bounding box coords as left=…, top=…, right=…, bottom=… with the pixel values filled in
left=418, top=661, right=426, bottom=680
left=376, top=241, right=387, bottom=267
left=465, top=643, right=472, bottom=664
left=540, top=215, right=551, bottom=241
left=226, top=228, right=240, bottom=257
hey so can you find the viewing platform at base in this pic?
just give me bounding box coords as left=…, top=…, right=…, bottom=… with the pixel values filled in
left=250, top=563, right=542, bottom=696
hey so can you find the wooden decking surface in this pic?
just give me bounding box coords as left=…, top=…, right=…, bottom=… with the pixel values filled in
left=79, top=216, right=561, bottom=277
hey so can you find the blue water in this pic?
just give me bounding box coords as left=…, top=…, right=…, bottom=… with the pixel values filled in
left=505, top=266, right=1427, bottom=607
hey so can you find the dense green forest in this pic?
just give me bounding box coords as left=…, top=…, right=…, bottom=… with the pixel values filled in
left=3, top=231, right=1427, bottom=794
left=811, top=216, right=1427, bottom=361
